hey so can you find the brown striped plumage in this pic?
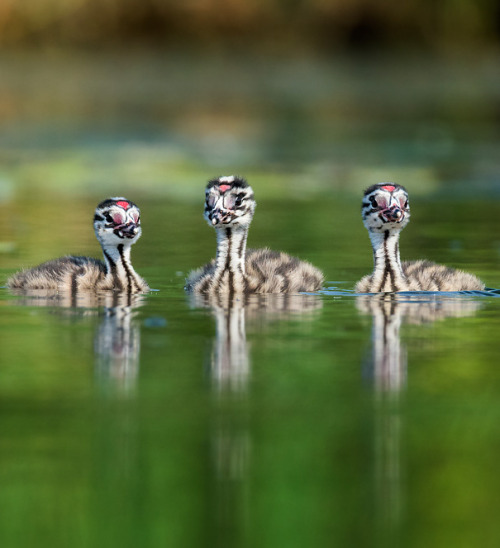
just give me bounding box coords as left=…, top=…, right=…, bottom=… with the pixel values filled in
left=185, top=176, right=324, bottom=295
left=355, top=183, right=484, bottom=293
left=7, top=197, right=149, bottom=293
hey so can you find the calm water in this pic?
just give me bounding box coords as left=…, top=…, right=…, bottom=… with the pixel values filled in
left=1, top=50, right=500, bottom=548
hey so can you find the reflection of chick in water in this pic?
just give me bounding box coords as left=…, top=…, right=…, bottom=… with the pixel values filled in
left=190, top=292, right=323, bottom=390
left=9, top=287, right=144, bottom=309
left=9, top=289, right=145, bottom=392
left=191, top=291, right=323, bottom=539
left=94, top=294, right=144, bottom=392
left=191, top=292, right=323, bottom=321
left=357, top=293, right=482, bottom=392
left=357, top=294, right=483, bottom=541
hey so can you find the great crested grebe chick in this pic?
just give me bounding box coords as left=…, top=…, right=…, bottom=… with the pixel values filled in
left=186, top=176, right=324, bottom=295
left=355, top=183, right=484, bottom=293
left=7, top=197, right=149, bottom=293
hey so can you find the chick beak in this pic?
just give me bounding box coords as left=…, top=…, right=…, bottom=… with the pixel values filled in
left=382, top=205, right=404, bottom=223
left=119, top=222, right=139, bottom=238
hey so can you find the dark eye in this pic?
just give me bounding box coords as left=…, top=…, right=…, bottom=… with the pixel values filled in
left=104, top=212, right=114, bottom=223
left=234, top=196, right=243, bottom=207
left=369, top=196, right=378, bottom=208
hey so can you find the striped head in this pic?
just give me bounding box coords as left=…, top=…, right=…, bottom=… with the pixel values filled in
left=361, top=183, right=410, bottom=233
left=204, top=176, right=256, bottom=229
left=93, top=197, right=142, bottom=246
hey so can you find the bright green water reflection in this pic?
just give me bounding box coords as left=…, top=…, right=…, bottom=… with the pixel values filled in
left=1, top=192, right=500, bottom=548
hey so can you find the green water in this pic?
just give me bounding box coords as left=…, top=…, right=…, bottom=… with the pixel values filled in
left=1, top=50, right=500, bottom=548
left=2, top=194, right=500, bottom=548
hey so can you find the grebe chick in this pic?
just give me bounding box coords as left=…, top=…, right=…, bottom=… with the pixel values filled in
left=355, top=183, right=484, bottom=293
left=7, top=197, right=149, bottom=293
left=185, top=176, right=324, bottom=295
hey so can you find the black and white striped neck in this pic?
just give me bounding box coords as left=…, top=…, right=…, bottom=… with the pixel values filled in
left=101, top=242, right=144, bottom=293
left=369, top=230, right=409, bottom=292
left=211, top=226, right=248, bottom=295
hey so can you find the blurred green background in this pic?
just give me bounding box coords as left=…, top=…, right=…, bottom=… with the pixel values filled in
left=1, top=0, right=499, bottom=211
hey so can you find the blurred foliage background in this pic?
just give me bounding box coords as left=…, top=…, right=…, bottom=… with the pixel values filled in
left=0, top=0, right=500, bottom=50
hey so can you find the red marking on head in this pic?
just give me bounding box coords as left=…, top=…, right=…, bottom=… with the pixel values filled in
left=116, top=201, right=130, bottom=210
left=381, top=185, right=396, bottom=192
left=218, top=184, right=231, bottom=193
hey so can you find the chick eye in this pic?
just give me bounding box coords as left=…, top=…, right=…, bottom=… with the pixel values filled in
left=369, top=196, right=378, bottom=208
left=234, top=196, right=243, bottom=207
